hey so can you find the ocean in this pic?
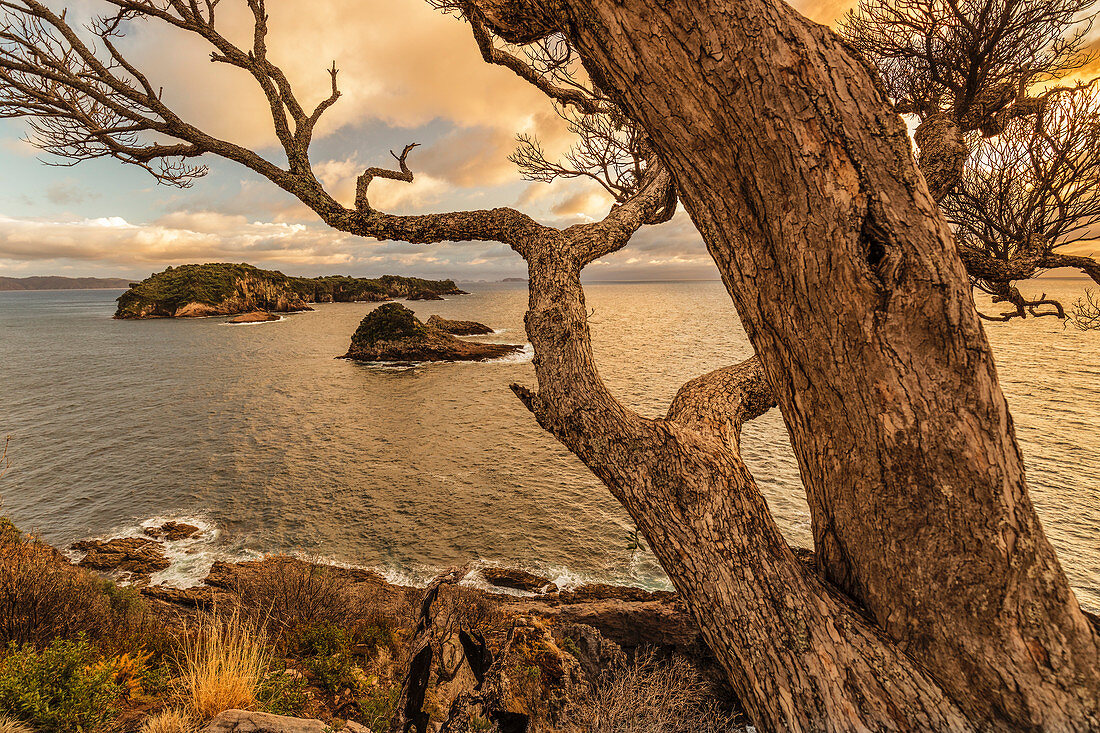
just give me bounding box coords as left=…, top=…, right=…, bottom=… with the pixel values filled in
left=1, top=279, right=1097, bottom=610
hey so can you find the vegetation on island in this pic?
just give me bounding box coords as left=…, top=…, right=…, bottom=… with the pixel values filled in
left=114, top=264, right=465, bottom=319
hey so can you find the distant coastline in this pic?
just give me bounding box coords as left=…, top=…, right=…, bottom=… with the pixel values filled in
left=0, top=275, right=131, bottom=291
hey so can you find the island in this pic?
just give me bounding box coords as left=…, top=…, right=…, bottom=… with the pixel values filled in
left=113, top=263, right=467, bottom=319
left=426, top=314, right=495, bottom=335
left=341, top=303, right=521, bottom=362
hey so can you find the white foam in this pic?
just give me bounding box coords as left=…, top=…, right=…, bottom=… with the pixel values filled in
left=484, top=344, right=534, bottom=365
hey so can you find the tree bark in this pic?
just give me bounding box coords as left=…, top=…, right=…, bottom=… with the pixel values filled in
left=514, top=248, right=973, bottom=731
left=472, top=0, right=1100, bottom=729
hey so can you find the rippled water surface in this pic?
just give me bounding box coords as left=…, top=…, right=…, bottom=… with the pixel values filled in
left=1, top=279, right=1097, bottom=609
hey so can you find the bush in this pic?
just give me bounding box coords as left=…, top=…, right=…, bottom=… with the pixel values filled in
left=582, top=652, right=739, bottom=733
left=0, top=536, right=111, bottom=648
left=233, top=557, right=355, bottom=638
left=358, top=682, right=400, bottom=731
left=0, top=638, right=121, bottom=732
left=256, top=662, right=308, bottom=717
left=177, top=609, right=272, bottom=722
left=293, top=623, right=354, bottom=694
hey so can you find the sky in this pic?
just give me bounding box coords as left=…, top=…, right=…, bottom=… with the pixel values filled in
left=0, top=0, right=1052, bottom=283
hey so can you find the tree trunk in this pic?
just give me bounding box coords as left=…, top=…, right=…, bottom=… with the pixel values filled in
left=473, top=0, right=1100, bottom=729
left=514, top=247, right=973, bottom=731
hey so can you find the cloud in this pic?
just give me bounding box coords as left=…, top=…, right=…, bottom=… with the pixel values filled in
left=45, top=179, right=98, bottom=206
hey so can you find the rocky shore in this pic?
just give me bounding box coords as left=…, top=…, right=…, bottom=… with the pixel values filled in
left=341, top=303, right=522, bottom=363
left=35, top=521, right=736, bottom=732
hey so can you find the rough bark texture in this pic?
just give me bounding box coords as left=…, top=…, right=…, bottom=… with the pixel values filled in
left=471, top=0, right=1100, bottom=729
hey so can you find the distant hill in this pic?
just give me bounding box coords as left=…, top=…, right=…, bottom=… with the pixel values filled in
left=0, top=275, right=132, bottom=291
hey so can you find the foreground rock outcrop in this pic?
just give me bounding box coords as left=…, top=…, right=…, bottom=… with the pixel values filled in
left=426, top=314, right=494, bottom=335
left=114, top=263, right=466, bottom=319
left=200, top=709, right=370, bottom=733
left=341, top=303, right=521, bottom=363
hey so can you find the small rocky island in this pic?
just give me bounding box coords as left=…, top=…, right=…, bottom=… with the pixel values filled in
left=426, top=314, right=495, bottom=335
left=342, top=303, right=521, bottom=362
left=114, top=263, right=467, bottom=319
left=226, top=311, right=281, bottom=324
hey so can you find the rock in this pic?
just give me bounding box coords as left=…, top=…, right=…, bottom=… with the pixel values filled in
left=227, top=311, right=281, bottom=324
left=341, top=303, right=522, bottom=363
left=407, top=290, right=444, bottom=300
left=479, top=567, right=557, bottom=594
left=141, top=584, right=215, bottom=608
left=425, top=315, right=494, bottom=335
left=500, top=583, right=698, bottom=654
left=197, top=709, right=329, bottom=732
left=144, top=521, right=201, bottom=540
left=71, top=536, right=170, bottom=577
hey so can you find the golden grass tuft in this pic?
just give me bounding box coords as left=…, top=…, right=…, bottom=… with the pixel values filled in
left=0, top=716, right=35, bottom=733
left=139, top=708, right=194, bottom=733
left=178, top=609, right=272, bottom=721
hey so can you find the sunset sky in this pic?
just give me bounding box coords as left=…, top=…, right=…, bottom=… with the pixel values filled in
left=0, top=0, right=1053, bottom=283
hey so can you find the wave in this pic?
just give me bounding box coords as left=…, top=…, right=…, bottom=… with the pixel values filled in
left=71, top=515, right=673, bottom=595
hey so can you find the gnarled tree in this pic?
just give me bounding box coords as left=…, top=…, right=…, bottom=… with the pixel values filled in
left=842, top=0, right=1100, bottom=322
left=2, top=0, right=1099, bottom=731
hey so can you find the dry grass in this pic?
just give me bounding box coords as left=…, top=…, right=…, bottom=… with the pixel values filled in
left=177, top=609, right=271, bottom=722
left=0, top=716, right=34, bottom=733
left=139, top=709, right=193, bottom=733
left=582, top=652, right=739, bottom=733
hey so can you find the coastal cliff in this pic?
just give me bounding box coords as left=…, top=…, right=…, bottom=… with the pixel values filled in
left=114, top=264, right=465, bottom=319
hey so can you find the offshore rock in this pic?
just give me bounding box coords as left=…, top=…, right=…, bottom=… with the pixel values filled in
left=71, top=536, right=170, bottom=577
left=479, top=567, right=558, bottom=593
left=226, top=311, right=281, bottom=324
left=425, top=314, right=494, bottom=335
left=143, top=521, right=201, bottom=541
left=341, top=303, right=521, bottom=363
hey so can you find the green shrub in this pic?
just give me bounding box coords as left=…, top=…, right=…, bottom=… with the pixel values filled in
left=0, top=521, right=20, bottom=547
left=294, top=623, right=354, bottom=694
left=257, top=661, right=309, bottom=717
left=357, top=683, right=399, bottom=731
left=0, top=638, right=121, bottom=732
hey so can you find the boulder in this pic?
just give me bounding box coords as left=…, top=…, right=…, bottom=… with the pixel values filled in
left=425, top=314, right=494, bottom=335
left=144, top=521, right=201, bottom=540
left=341, top=303, right=521, bottom=363
left=71, top=536, right=170, bottom=577
left=479, top=567, right=557, bottom=594
left=407, top=290, right=444, bottom=301
left=197, top=710, right=333, bottom=733
left=226, top=311, right=280, bottom=324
